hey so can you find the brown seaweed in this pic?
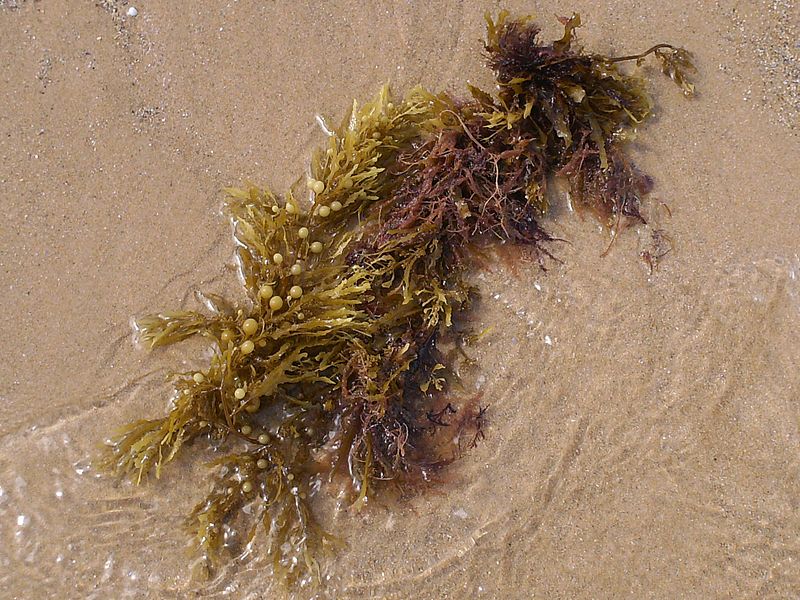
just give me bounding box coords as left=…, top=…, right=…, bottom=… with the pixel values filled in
left=99, top=11, right=694, bottom=589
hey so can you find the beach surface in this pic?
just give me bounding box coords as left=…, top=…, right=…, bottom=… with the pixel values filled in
left=1, top=1, right=799, bottom=598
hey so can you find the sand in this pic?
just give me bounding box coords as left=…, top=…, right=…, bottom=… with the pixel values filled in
left=1, top=1, right=799, bottom=598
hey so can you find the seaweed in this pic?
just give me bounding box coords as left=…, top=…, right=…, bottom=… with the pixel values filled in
left=100, top=11, right=694, bottom=589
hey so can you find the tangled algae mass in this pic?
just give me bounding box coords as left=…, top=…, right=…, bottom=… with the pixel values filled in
left=101, top=11, right=695, bottom=588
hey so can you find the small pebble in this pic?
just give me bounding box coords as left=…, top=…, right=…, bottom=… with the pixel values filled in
left=126, top=6, right=138, bottom=17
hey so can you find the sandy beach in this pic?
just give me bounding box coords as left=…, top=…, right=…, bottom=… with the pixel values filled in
left=1, top=1, right=799, bottom=598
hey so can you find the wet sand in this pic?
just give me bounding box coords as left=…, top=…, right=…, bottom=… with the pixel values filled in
left=1, top=1, right=799, bottom=598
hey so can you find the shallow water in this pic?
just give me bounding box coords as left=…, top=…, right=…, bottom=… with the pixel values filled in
left=1, top=1, right=799, bottom=598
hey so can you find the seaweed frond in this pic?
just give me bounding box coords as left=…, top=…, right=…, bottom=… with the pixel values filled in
left=134, top=311, right=212, bottom=348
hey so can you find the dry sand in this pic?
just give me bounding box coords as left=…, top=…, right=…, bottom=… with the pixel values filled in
left=1, top=1, right=799, bottom=598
